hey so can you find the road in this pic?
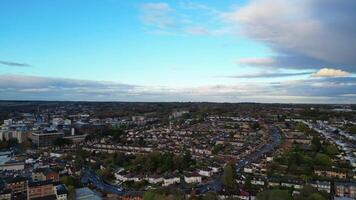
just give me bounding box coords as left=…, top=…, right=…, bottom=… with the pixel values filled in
left=236, top=125, right=282, bottom=172
left=81, top=169, right=124, bottom=195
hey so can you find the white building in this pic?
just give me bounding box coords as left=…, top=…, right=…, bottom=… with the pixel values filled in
left=198, top=169, right=213, bottom=177
left=147, top=176, right=163, bottom=184
left=163, top=176, right=180, bottom=186
left=184, top=173, right=202, bottom=184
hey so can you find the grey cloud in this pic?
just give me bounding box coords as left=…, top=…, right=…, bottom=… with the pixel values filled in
left=224, top=0, right=356, bottom=72
left=273, top=77, right=356, bottom=98
left=225, top=72, right=311, bottom=79
left=0, top=60, right=31, bottom=67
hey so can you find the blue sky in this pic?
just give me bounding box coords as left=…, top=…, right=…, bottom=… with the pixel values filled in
left=0, top=0, right=355, bottom=103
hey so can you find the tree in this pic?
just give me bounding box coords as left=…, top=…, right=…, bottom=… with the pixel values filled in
left=323, top=145, right=339, bottom=155
left=60, top=176, right=77, bottom=187
left=256, top=189, right=292, bottom=200
left=252, top=122, right=260, bottom=130
left=298, top=185, right=318, bottom=200
left=222, top=162, right=237, bottom=190
left=0, top=138, right=19, bottom=149
left=311, top=136, right=322, bottom=152
left=296, top=123, right=309, bottom=133
left=67, top=185, right=76, bottom=200
left=202, top=192, right=218, bottom=200
left=314, top=153, right=332, bottom=167
left=307, top=193, right=326, bottom=200
left=97, top=168, right=114, bottom=181
left=183, top=150, right=194, bottom=169
left=212, top=144, right=224, bottom=155
left=143, top=189, right=184, bottom=200
left=162, top=153, right=174, bottom=172
left=54, top=138, right=72, bottom=147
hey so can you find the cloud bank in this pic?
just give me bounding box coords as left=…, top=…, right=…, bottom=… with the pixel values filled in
left=0, top=74, right=354, bottom=103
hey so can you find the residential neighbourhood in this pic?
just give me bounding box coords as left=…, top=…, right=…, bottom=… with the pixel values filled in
left=0, top=102, right=355, bottom=199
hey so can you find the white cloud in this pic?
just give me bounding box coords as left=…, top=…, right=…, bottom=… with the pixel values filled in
left=139, top=2, right=229, bottom=36
left=140, top=3, right=174, bottom=29
left=312, top=68, right=351, bottom=77
left=183, top=26, right=209, bottom=35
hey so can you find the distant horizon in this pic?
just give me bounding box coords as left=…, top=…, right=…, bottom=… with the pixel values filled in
left=0, top=99, right=354, bottom=106
left=1, top=0, right=355, bottom=103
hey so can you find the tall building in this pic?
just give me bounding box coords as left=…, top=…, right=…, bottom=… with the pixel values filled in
left=31, top=130, right=64, bottom=147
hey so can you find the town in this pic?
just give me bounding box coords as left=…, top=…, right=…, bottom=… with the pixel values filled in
left=0, top=101, right=355, bottom=200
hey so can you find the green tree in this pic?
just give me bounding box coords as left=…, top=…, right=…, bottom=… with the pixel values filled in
left=183, top=150, right=194, bottom=169
left=67, top=185, right=76, bottom=200
left=202, top=192, right=218, bottom=200
left=252, top=122, right=260, bottom=130
left=298, top=185, right=318, bottom=200
left=307, top=193, right=326, bottom=200
left=256, top=189, right=292, bottom=200
left=54, top=138, right=72, bottom=147
left=60, top=176, right=76, bottom=186
left=311, top=136, right=322, bottom=152
left=314, top=153, right=332, bottom=167
left=323, top=145, right=339, bottom=155
left=222, top=162, right=237, bottom=190
left=212, top=144, right=224, bottom=155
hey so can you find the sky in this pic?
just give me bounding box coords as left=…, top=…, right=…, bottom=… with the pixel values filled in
left=0, top=0, right=355, bottom=103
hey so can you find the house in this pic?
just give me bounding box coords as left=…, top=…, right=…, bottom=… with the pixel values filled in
left=314, top=167, right=348, bottom=179
left=55, top=184, right=68, bottom=200
left=334, top=181, right=356, bottom=199
left=32, top=168, right=60, bottom=182
left=208, top=165, right=220, bottom=173
left=163, top=176, right=180, bottom=186
left=251, top=176, right=266, bottom=186
left=184, top=172, right=202, bottom=184
left=0, top=189, right=11, bottom=200
left=218, top=190, right=244, bottom=200
left=198, top=168, right=213, bottom=177
left=267, top=177, right=280, bottom=187
left=146, top=175, right=163, bottom=184
left=280, top=177, right=304, bottom=189
left=4, top=176, right=28, bottom=200
left=27, top=180, right=56, bottom=200
left=115, top=172, right=143, bottom=183
left=309, top=180, right=331, bottom=193
left=243, top=167, right=253, bottom=174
